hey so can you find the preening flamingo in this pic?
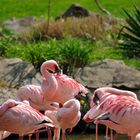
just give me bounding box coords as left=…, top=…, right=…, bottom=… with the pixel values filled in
left=0, top=99, right=54, bottom=140
left=41, top=60, right=88, bottom=104
left=45, top=99, right=81, bottom=140
left=83, top=87, right=140, bottom=140
left=17, top=60, right=87, bottom=110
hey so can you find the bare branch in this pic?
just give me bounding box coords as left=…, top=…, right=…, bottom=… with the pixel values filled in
left=95, top=0, right=111, bottom=16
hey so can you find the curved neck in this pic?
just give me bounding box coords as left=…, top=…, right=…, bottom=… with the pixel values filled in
left=41, top=75, right=58, bottom=101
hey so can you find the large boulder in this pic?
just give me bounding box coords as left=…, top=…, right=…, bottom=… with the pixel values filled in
left=75, top=59, right=140, bottom=97
left=0, top=58, right=42, bottom=103
left=55, top=3, right=97, bottom=20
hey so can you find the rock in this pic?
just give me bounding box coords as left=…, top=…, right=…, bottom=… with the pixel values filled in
left=0, top=57, right=37, bottom=87
left=55, top=3, right=98, bottom=20
left=3, top=16, right=35, bottom=33
left=0, top=58, right=42, bottom=104
left=75, top=59, right=140, bottom=97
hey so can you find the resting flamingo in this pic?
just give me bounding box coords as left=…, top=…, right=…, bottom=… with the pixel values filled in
left=0, top=99, right=54, bottom=140
left=17, top=85, right=61, bottom=111
left=83, top=87, right=139, bottom=140
left=40, top=60, right=88, bottom=105
left=45, top=99, right=81, bottom=140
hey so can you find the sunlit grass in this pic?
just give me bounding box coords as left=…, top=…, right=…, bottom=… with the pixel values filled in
left=0, top=0, right=140, bottom=23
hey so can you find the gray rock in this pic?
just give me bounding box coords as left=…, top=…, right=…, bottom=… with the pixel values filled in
left=55, top=3, right=98, bottom=20
left=0, top=58, right=42, bottom=104
left=3, top=16, right=35, bottom=33
left=75, top=59, right=140, bottom=96
left=0, top=57, right=36, bottom=88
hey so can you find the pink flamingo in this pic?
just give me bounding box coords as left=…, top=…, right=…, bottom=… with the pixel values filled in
left=40, top=60, right=88, bottom=104
left=45, top=99, right=81, bottom=140
left=17, top=85, right=60, bottom=111
left=83, top=87, right=139, bottom=140
left=0, top=99, right=54, bottom=140
left=17, top=60, right=87, bottom=111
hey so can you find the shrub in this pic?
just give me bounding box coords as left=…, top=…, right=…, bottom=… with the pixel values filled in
left=5, top=38, right=94, bottom=74
left=57, top=37, right=94, bottom=75
left=0, top=28, right=16, bottom=56
left=119, top=6, right=140, bottom=58
left=5, top=40, right=60, bottom=72
left=20, top=16, right=120, bottom=42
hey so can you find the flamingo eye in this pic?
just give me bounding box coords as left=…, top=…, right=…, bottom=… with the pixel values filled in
left=47, top=69, right=54, bottom=74
left=93, top=93, right=99, bottom=105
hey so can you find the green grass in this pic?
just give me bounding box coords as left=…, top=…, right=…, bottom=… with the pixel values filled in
left=0, top=0, right=140, bottom=23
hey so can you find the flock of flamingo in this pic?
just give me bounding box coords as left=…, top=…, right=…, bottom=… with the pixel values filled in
left=0, top=59, right=140, bottom=140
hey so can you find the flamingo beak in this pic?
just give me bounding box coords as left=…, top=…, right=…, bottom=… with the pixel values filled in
left=55, top=66, right=62, bottom=74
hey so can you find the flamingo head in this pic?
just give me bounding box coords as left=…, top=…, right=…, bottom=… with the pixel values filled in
left=40, top=60, right=62, bottom=76
left=90, top=89, right=111, bottom=108
left=90, top=92, right=100, bottom=108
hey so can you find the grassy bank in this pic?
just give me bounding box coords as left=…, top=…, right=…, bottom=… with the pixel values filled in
left=0, top=0, right=140, bottom=23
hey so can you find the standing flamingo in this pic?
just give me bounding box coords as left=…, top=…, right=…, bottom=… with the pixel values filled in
left=17, top=60, right=88, bottom=111
left=83, top=87, right=140, bottom=140
left=45, top=99, right=81, bottom=140
left=0, top=99, right=54, bottom=140
left=40, top=60, right=88, bottom=104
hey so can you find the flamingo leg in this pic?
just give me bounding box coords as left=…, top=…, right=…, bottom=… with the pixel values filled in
left=62, top=130, right=66, bottom=140
left=96, top=123, right=99, bottom=140
left=47, top=127, right=52, bottom=140
left=53, top=128, right=60, bottom=140
left=19, top=136, right=23, bottom=140
left=1, top=133, right=3, bottom=140
left=28, top=134, right=32, bottom=140
left=104, top=126, right=109, bottom=140
left=110, top=129, right=113, bottom=140
left=130, top=135, right=135, bottom=140
left=35, top=130, right=39, bottom=140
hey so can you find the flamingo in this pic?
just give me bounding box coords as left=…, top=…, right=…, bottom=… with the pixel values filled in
left=45, top=99, right=81, bottom=140
left=0, top=99, right=54, bottom=140
left=17, top=85, right=60, bottom=111
left=83, top=87, right=140, bottom=140
left=40, top=60, right=88, bottom=104
left=17, top=60, right=88, bottom=111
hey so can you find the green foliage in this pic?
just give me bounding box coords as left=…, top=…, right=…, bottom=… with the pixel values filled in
left=5, top=40, right=59, bottom=71
left=5, top=38, right=94, bottom=74
left=0, top=28, right=16, bottom=56
left=119, top=6, right=140, bottom=58
left=57, top=38, right=94, bottom=75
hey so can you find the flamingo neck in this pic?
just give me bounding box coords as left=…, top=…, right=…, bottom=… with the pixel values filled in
left=41, top=75, right=58, bottom=101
